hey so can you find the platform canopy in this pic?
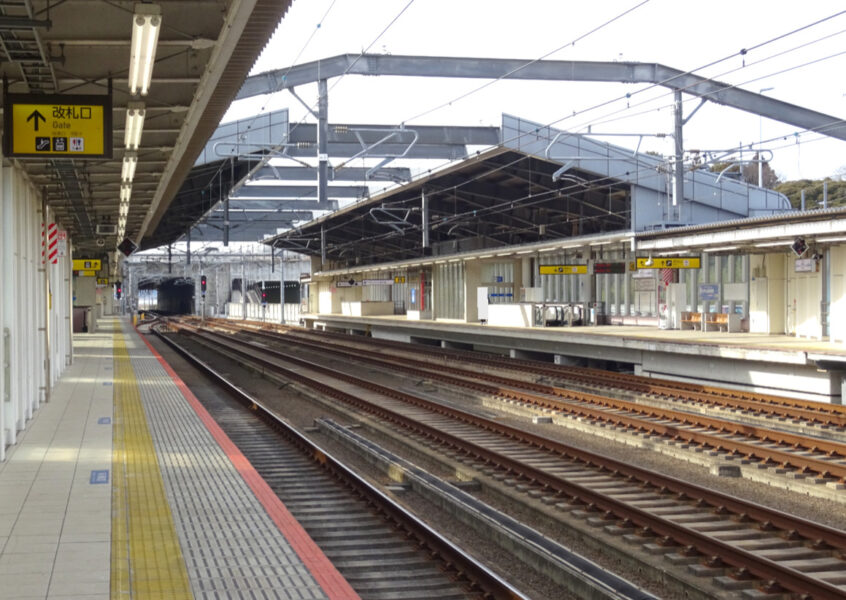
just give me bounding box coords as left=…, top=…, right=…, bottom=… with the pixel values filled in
left=264, top=115, right=791, bottom=268
left=264, top=145, right=632, bottom=265
left=0, top=0, right=293, bottom=255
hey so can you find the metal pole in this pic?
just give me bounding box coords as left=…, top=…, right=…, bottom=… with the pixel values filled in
left=186, top=228, right=191, bottom=265
left=801, top=189, right=806, bottom=211
left=279, top=248, right=286, bottom=325
left=823, top=180, right=828, bottom=209
left=673, top=91, right=684, bottom=215
left=320, top=225, right=326, bottom=267
left=421, top=189, right=430, bottom=250
left=317, top=78, right=329, bottom=210
left=241, top=258, right=246, bottom=320
left=224, top=158, right=231, bottom=246
left=167, top=244, right=172, bottom=273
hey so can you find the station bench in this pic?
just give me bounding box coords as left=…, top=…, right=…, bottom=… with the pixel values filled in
left=680, top=312, right=703, bottom=330
left=681, top=311, right=739, bottom=332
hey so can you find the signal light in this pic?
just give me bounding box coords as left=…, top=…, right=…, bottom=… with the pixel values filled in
left=116, top=282, right=122, bottom=299
left=261, top=289, right=267, bottom=305
left=200, top=275, right=207, bottom=294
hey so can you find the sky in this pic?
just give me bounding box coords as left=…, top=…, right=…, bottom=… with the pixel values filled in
left=223, top=0, right=846, bottom=183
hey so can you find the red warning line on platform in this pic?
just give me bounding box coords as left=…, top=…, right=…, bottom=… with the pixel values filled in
left=134, top=325, right=360, bottom=600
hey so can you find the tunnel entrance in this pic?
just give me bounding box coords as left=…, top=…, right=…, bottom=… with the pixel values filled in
left=139, top=278, right=195, bottom=314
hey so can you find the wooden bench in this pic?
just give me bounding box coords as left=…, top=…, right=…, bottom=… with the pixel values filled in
left=680, top=312, right=703, bottom=330
left=704, top=313, right=730, bottom=332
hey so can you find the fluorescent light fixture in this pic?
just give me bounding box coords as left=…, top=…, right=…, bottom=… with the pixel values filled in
left=704, top=245, right=739, bottom=252
left=119, top=203, right=129, bottom=217
left=643, top=254, right=654, bottom=266
left=129, top=4, right=161, bottom=96
left=753, top=240, right=793, bottom=247
left=589, top=241, right=611, bottom=246
left=478, top=254, right=495, bottom=259
left=120, top=184, right=132, bottom=203
left=495, top=252, right=512, bottom=257
left=121, top=152, right=138, bottom=183
left=658, top=250, right=690, bottom=256
left=515, top=249, right=535, bottom=255
left=118, top=216, right=127, bottom=228
left=124, top=102, right=146, bottom=150
left=816, top=236, right=846, bottom=243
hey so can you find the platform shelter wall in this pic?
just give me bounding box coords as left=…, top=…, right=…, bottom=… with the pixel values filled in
left=0, top=165, right=72, bottom=461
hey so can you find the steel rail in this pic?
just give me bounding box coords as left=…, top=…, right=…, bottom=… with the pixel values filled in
left=151, top=325, right=528, bottom=600
left=203, top=317, right=846, bottom=426
left=191, top=320, right=846, bottom=482
left=167, top=322, right=846, bottom=600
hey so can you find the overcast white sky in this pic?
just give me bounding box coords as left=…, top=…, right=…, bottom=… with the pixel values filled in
left=225, top=0, right=846, bottom=183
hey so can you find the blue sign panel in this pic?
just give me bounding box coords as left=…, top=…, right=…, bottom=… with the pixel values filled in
left=699, top=283, right=720, bottom=301
left=97, top=417, right=111, bottom=425
left=89, top=470, right=109, bottom=484
left=102, top=381, right=113, bottom=386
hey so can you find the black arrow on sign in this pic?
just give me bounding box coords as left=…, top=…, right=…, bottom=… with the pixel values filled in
left=27, top=109, right=46, bottom=131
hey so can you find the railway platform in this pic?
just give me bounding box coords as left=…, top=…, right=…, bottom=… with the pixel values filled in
left=301, top=312, right=846, bottom=404
left=0, top=317, right=357, bottom=600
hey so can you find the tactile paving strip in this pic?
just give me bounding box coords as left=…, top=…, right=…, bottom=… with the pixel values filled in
left=111, top=329, right=193, bottom=599
left=121, top=323, right=331, bottom=600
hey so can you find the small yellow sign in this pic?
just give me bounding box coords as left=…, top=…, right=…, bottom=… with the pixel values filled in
left=636, top=257, right=701, bottom=269
left=394, top=276, right=406, bottom=284
left=76, top=270, right=97, bottom=277
left=539, top=265, right=588, bottom=275
left=96, top=278, right=109, bottom=285
left=73, top=259, right=101, bottom=271
left=4, top=93, right=112, bottom=159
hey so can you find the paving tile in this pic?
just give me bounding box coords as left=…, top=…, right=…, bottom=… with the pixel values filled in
left=2, top=535, right=60, bottom=554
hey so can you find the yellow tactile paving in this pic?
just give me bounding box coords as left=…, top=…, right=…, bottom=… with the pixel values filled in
left=111, top=330, right=193, bottom=599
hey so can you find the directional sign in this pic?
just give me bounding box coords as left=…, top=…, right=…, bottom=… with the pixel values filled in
left=3, top=93, right=112, bottom=159
left=539, top=265, right=588, bottom=275
left=75, top=270, right=97, bottom=277
left=96, top=278, right=109, bottom=285
left=73, top=259, right=101, bottom=271
left=636, top=257, right=701, bottom=269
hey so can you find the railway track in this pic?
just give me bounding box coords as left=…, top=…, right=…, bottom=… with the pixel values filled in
left=165, top=320, right=846, bottom=600
left=211, top=317, right=846, bottom=431
left=179, top=319, right=846, bottom=493
left=148, top=329, right=527, bottom=600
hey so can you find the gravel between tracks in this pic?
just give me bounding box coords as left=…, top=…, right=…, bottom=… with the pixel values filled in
left=154, top=329, right=846, bottom=599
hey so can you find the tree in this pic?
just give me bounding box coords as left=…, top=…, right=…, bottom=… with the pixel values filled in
left=775, top=178, right=846, bottom=209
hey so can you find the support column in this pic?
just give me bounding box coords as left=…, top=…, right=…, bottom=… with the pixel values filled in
left=673, top=90, right=684, bottom=218
left=241, top=259, right=247, bottom=320
left=421, top=189, right=430, bottom=251
left=317, top=78, right=329, bottom=214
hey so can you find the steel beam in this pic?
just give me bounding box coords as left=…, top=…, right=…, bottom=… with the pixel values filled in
left=232, top=185, right=368, bottom=199
left=251, top=165, right=412, bottom=182
left=237, top=54, right=846, bottom=142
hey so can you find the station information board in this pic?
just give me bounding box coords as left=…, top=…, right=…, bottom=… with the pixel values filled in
left=635, top=257, right=701, bottom=269
left=593, top=262, right=627, bottom=274
left=539, top=265, right=588, bottom=275
left=3, top=93, right=112, bottom=159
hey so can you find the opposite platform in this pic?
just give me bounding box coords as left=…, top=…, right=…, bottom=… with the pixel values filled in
left=0, top=318, right=358, bottom=600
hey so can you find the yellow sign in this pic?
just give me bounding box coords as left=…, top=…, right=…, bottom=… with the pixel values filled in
left=73, top=259, right=101, bottom=271
left=539, top=265, right=588, bottom=275
left=76, top=270, right=97, bottom=277
left=4, top=93, right=112, bottom=159
left=636, top=257, right=701, bottom=269
left=96, top=278, right=109, bottom=285
left=394, top=276, right=406, bottom=284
